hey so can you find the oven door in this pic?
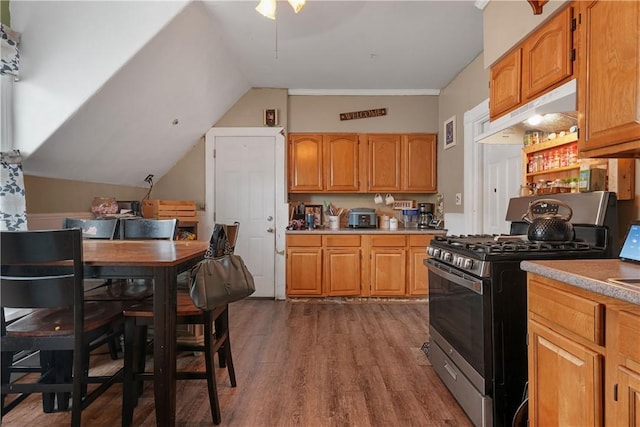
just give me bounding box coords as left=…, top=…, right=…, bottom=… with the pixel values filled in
left=426, top=258, right=492, bottom=394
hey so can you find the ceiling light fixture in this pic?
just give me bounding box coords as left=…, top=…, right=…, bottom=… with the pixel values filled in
left=256, top=0, right=306, bottom=20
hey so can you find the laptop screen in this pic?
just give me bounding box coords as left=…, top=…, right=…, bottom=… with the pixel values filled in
left=619, top=222, right=640, bottom=263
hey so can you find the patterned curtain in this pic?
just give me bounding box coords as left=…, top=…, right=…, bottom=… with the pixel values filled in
left=0, top=150, right=28, bottom=231
left=1, top=24, right=20, bottom=77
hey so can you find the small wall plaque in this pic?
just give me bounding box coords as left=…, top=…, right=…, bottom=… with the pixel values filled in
left=264, top=109, right=278, bottom=126
left=339, top=108, right=387, bottom=121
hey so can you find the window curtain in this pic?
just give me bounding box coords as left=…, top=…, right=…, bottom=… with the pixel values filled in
left=0, top=150, right=27, bottom=231
left=1, top=23, right=20, bottom=77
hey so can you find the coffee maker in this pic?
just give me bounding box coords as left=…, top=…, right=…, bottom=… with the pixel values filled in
left=417, top=203, right=434, bottom=229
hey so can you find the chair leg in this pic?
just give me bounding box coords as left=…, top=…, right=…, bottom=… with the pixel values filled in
left=204, top=314, right=222, bottom=425
left=135, top=325, right=148, bottom=398
left=55, top=350, right=73, bottom=411
left=71, top=348, right=84, bottom=427
left=122, top=318, right=136, bottom=427
left=39, top=351, right=56, bottom=413
left=216, top=307, right=236, bottom=387
left=1, top=350, right=12, bottom=414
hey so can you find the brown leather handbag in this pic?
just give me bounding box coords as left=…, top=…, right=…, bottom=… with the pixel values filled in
left=189, top=254, right=255, bottom=310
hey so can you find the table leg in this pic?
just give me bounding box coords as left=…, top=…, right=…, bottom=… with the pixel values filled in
left=153, top=266, right=177, bottom=427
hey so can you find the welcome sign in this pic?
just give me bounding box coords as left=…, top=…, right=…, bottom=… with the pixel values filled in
left=339, top=108, right=387, bottom=121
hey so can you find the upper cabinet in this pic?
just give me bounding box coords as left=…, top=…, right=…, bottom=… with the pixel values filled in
left=289, top=133, right=437, bottom=193
left=490, top=5, right=575, bottom=121
left=288, top=134, right=324, bottom=192
left=365, top=133, right=437, bottom=193
left=576, top=0, right=640, bottom=157
left=288, top=133, right=359, bottom=193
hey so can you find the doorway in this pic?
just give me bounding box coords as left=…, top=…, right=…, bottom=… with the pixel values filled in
left=463, top=100, right=523, bottom=235
left=204, top=127, right=287, bottom=299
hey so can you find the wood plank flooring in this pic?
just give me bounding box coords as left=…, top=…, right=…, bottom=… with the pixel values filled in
left=1, top=300, right=472, bottom=426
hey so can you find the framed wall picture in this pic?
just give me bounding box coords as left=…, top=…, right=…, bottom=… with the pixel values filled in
left=304, top=204, right=323, bottom=228
left=264, top=109, right=278, bottom=127
left=444, top=115, right=456, bottom=150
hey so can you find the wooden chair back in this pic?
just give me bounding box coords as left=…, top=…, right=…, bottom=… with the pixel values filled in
left=121, top=218, right=177, bottom=240
left=62, top=218, right=118, bottom=240
left=1, top=229, right=83, bottom=313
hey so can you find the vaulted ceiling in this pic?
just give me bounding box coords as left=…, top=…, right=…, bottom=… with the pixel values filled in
left=10, top=1, right=483, bottom=187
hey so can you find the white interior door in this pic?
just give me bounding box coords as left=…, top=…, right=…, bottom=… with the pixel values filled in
left=214, top=136, right=276, bottom=298
left=482, top=144, right=522, bottom=235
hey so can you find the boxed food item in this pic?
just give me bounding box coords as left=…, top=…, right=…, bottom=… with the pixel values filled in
left=141, top=199, right=196, bottom=223
left=579, top=167, right=607, bottom=192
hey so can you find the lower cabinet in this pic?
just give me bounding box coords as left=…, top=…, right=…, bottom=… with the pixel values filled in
left=370, top=235, right=407, bottom=296
left=527, top=273, right=640, bottom=427
left=286, top=232, right=434, bottom=297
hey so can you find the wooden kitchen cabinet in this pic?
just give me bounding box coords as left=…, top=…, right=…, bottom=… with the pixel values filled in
left=369, top=235, right=407, bottom=296
left=576, top=0, right=640, bottom=158
left=490, top=48, right=522, bottom=120
left=366, top=134, right=403, bottom=192
left=407, top=235, right=432, bottom=296
left=403, top=134, right=437, bottom=192
left=324, top=234, right=361, bottom=296
left=489, top=4, right=575, bottom=120
left=365, top=133, right=437, bottom=193
left=527, top=273, right=640, bottom=427
left=288, top=133, right=360, bottom=192
left=527, top=276, right=605, bottom=426
left=288, top=134, right=324, bottom=192
left=286, top=234, right=323, bottom=296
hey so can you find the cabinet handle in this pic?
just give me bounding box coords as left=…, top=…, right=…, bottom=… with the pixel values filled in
left=614, top=384, right=618, bottom=402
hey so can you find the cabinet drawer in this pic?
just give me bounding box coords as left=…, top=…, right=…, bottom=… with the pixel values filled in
left=409, top=234, right=434, bottom=247
left=287, top=234, right=322, bottom=247
left=617, top=310, right=640, bottom=362
left=529, top=280, right=604, bottom=346
left=324, top=235, right=361, bottom=247
left=371, top=235, right=407, bottom=247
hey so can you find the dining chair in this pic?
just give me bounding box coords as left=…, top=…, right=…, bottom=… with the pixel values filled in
left=0, top=229, right=124, bottom=426
left=121, top=222, right=240, bottom=426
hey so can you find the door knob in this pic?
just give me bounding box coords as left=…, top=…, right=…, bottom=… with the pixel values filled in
left=267, top=216, right=273, bottom=221
left=267, top=228, right=274, bottom=233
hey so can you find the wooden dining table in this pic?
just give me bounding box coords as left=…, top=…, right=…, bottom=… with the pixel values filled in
left=81, top=239, right=209, bottom=427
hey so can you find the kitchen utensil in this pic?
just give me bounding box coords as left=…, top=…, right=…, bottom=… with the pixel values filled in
left=521, top=198, right=574, bottom=241
left=385, top=194, right=395, bottom=205
left=374, top=193, right=383, bottom=204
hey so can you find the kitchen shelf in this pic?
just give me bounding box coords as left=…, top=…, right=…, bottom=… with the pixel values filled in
left=522, top=132, right=578, bottom=154
left=526, top=164, right=580, bottom=178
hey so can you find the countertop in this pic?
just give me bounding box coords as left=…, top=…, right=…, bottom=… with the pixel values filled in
left=286, top=228, right=447, bottom=235
left=520, top=259, right=640, bottom=306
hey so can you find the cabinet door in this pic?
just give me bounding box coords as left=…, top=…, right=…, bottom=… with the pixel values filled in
left=408, top=235, right=432, bottom=296
left=370, top=248, right=406, bottom=296
left=288, top=134, right=323, bottom=192
left=367, top=134, right=402, bottom=192
left=617, top=366, right=640, bottom=427
left=577, top=0, right=640, bottom=157
left=522, top=6, right=574, bottom=101
left=324, top=248, right=361, bottom=296
left=324, top=134, right=360, bottom=192
left=403, top=134, right=437, bottom=192
left=528, top=320, right=603, bottom=427
left=490, top=48, right=522, bottom=120
left=286, top=248, right=323, bottom=296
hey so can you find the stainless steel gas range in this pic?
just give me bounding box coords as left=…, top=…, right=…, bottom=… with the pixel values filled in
left=424, top=191, right=618, bottom=427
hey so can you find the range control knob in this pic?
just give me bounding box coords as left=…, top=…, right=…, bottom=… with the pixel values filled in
left=432, top=248, right=441, bottom=258
left=464, top=259, right=474, bottom=269
left=443, top=252, right=452, bottom=262
left=426, top=247, right=434, bottom=256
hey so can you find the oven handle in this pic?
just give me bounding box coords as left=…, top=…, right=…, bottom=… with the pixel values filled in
left=426, top=260, right=484, bottom=295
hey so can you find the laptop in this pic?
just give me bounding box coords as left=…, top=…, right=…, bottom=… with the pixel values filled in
left=619, top=221, right=640, bottom=264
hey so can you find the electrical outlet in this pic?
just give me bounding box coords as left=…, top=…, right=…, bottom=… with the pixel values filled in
left=455, top=193, right=462, bottom=205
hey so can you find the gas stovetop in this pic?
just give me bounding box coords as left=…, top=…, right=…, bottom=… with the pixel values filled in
left=426, top=234, right=607, bottom=277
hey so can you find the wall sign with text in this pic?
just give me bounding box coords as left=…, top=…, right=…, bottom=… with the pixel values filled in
left=339, top=108, right=387, bottom=121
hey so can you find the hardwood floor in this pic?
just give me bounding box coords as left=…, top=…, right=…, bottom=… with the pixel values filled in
left=2, top=300, right=472, bottom=426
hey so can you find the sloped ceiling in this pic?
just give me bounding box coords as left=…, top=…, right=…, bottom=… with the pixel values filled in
left=10, top=1, right=484, bottom=187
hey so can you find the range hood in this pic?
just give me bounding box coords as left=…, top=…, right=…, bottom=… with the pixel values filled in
left=476, top=78, right=577, bottom=144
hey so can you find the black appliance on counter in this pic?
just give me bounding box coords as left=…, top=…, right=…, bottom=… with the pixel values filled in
left=424, top=191, right=618, bottom=427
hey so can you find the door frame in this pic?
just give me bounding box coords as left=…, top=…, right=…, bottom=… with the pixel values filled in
left=463, top=99, right=488, bottom=235
left=204, top=127, right=287, bottom=300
